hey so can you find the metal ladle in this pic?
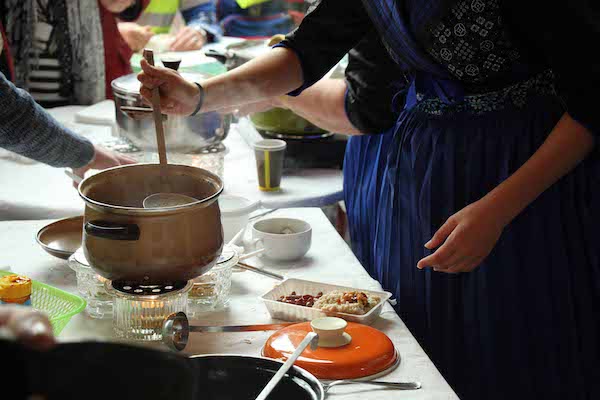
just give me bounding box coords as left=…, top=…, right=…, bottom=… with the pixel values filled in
left=142, top=193, right=198, bottom=208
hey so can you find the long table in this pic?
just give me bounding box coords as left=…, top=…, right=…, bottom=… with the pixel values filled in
left=0, top=208, right=458, bottom=399
left=0, top=105, right=344, bottom=220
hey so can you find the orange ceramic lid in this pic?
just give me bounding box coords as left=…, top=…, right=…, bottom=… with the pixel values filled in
left=262, top=321, right=398, bottom=380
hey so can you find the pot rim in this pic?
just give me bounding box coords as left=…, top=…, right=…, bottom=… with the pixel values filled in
left=188, top=353, right=325, bottom=399
left=78, top=163, right=223, bottom=215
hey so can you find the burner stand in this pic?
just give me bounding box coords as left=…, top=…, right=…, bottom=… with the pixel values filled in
left=105, top=280, right=193, bottom=341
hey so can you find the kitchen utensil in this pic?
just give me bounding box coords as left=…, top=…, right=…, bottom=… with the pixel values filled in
left=253, top=139, right=286, bottom=191
left=79, top=163, right=223, bottom=283
left=161, top=311, right=295, bottom=351
left=112, top=73, right=229, bottom=153
left=142, top=192, right=198, bottom=208
left=322, top=380, right=422, bottom=393
left=188, top=355, right=324, bottom=400
left=0, top=271, right=86, bottom=335
left=2, top=341, right=324, bottom=400
left=261, top=278, right=392, bottom=325
left=238, top=247, right=265, bottom=260
left=36, top=216, right=84, bottom=260
left=263, top=320, right=399, bottom=380
left=219, top=194, right=261, bottom=242
left=251, top=218, right=312, bottom=261
left=249, top=208, right=279, bottom=221
left=1, top=339, right=198, bottom=399
left=256, top=331, right=319, bottom=400
left=143, top=49, right=168, bottom=166
left=236, top=262, right=285, bottom=280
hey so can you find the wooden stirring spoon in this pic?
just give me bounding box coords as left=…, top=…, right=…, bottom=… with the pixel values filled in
left=141, top=49, right=197, bottom=209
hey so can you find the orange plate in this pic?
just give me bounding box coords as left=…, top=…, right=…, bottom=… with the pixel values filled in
left=262, top=322, right=398, bottom=380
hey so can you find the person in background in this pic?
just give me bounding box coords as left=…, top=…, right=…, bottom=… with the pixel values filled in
left=216, top=0, right=304, bottom=38
left=0, top=0, right=148, bottom=108
left=225, top=31, right=406, bottom=276
left=118, top=0, right=221, bottom=52
left=0, top=71, right=133, bottom=181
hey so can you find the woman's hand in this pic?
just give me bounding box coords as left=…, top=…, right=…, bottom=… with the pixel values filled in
left=70, top=145, right=136, bottom=187
left=170, top=27, right=206, bottom=52
left=138, top=59, right=200, bottom=115
left=417, top=198, right=508, bottom=273
left=118, top=22, right=154, bottom=52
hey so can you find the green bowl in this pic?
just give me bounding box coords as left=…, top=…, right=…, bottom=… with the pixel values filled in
left=250, top=108, right=327, bottom=135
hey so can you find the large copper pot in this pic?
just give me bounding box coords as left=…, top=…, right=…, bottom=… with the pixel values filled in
left=78, top=164, right=223, bottom=284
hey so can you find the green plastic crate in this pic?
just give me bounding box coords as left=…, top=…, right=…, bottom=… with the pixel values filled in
left=1, top=270, right=86, bottom=336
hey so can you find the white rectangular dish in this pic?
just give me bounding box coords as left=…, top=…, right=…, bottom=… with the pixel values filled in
left=260, top=278, right=392, bottom=325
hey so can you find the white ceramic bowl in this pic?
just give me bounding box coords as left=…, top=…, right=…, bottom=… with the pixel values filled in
left=219, top=195, right=260, bottom=243
left=251, top=218, right=312, bottom=261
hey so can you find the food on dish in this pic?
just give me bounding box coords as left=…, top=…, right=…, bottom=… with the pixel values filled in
left=277, top=290, right=381, bottom=315
left=0, top=274, right=32, bottom=305
left=278, top=291, right=323, bottom=307
left=314, top=291, right=381, bottom=315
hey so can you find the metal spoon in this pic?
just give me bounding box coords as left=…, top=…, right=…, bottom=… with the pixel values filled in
left=255, top=331, right=319, bottom=400
left=142, top=193, right=198, bottom=208
left=161, top=312, right=294, bottom=351
left=323, top=379, right=422, bottom=393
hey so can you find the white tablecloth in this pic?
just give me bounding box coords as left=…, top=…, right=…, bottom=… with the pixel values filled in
left=0, top=208, right=458, bottom=400
left=0, top=104, right=343, bottom=220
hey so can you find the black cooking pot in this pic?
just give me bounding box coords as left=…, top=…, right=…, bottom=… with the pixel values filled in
left=4, top=340, right=324, bottom=400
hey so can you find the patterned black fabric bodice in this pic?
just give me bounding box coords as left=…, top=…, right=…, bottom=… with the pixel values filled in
left=426, top=0, right=535, bottom=93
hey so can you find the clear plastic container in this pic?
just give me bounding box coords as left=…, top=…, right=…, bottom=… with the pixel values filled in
left=188, top=245, right=238, bottom=315
left=68, top=249, right=113, bottom=319
left=106, top=280, right=192, bottom=341
left=260, top=278, right=392, bottom=325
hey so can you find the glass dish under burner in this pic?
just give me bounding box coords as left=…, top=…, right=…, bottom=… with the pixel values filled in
left=105, top=280, right=192, bottom=341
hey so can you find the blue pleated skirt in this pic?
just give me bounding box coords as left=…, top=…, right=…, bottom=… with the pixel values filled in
left=343, top=133, right=393, bottom=276
left=372, top=75, right=600, bottom=399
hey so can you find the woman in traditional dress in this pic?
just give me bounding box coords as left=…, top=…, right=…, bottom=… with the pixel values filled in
left=137, top=0, right=600, bottom=398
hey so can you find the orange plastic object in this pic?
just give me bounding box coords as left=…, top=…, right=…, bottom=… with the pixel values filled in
left=262, top=321, right=398, bottom=380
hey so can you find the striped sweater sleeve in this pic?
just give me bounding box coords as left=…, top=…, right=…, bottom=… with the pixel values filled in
left=0, top=72, right=95, bottom=168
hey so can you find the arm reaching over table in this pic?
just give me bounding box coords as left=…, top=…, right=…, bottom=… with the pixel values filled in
left=0, top=72, right=134, bottom=181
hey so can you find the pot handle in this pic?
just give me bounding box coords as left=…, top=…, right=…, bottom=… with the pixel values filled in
left=204, top=49, right=229, bottom=64
left=85, top=220, right=140, bottom=241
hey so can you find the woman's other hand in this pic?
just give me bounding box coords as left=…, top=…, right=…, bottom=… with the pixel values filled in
left=170, top=27, right=206, bottom=52
left=417, top=199, right=508, bottom=273
left=138, top=59, right=200, bottom=115
left=70, top=146, right=136, bottom=187
left=118, top=22, right=154, bottom=52
left=0, top=305, right=56, bottom=350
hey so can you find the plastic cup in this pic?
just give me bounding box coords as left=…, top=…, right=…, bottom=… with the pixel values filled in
left=253, top=139, right=286, bottom=191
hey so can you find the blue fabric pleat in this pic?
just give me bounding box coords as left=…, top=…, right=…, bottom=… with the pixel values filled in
left=343, top=132, right=393, bottom=276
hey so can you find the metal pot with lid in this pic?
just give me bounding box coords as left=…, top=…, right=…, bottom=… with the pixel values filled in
left=112, top=72, right=231, bottom=153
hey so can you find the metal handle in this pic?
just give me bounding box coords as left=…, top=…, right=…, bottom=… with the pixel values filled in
left=236, top=262, right=284, bottom=281
left=85, top=220, right=140, bottom=241
left=324, top=380, right=422, bottom=392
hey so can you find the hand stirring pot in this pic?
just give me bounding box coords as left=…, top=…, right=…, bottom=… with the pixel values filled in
left=140, top=48, right=197, bottom=209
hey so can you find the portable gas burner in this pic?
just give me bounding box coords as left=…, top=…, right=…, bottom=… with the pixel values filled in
left=105, top=280, right=193, bottom=341
left=70, top=246, right=238, bottom=341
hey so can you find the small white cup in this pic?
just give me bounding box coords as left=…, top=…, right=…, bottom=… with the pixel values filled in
left=250, top=218, right=312, bottom=261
